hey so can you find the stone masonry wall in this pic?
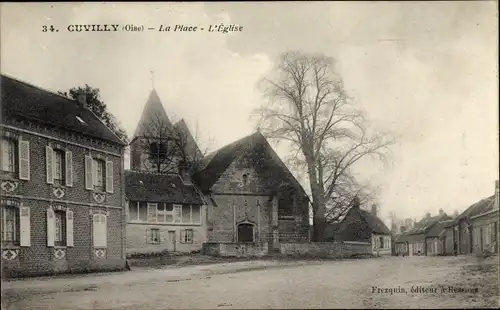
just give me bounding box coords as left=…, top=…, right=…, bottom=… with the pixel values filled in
left=280, top=242, right=371, bottom=258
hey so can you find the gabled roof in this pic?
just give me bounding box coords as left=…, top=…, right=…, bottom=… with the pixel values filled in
left=125, top=170, right=204, bottom=205
left=407, top=213, right=452, bottom=235
left=1, top=74, right=125, bottom=145
left=173, top=119, right=202, bottom=160
left=193, top=131, right=308, bottom=198
left=327, top=206, right=391, bottom=235
left=427, top=220, right=453, bottom=237
left=132, top=89, right=173, bottom=140
left=453, top=195, right=495, bottom=224
left=359, top=209, right=391, bottom=235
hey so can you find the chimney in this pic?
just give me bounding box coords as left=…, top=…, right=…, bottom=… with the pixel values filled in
left=426, top=212, right=431, bottom=218
left=371, top=204, right=378, bottom=216
left=439, top=208, right=444, bottom=216
left=77, top=92, right=87, bottom=108
left=400, top=225, right=406, bottom=233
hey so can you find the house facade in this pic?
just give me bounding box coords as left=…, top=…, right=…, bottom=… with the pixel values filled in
left=394, top=210, right=452, bottom=256
left=1, top=74, right=127, bottom=278
left=447, top=181, right=499, bottom=255
left=194, top=131, right=310, bottom=256
left=125, top=89, right=206, bottom=255
left=324, top=203, right=392, bottom=256
left=425, top=220, right=453, bottom=256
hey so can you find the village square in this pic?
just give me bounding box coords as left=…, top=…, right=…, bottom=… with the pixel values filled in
left=1, top=2, right=498, bottom=309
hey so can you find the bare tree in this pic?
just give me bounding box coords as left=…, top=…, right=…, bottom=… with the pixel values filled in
left=139, top=112, right=212, bottom=174
left=255, top=51, right=395, bottom=241
left=324, top=177, right=379, bottom=222
left=173, top=119, right=213, bottom=175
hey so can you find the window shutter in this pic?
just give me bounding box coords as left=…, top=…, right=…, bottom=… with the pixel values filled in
left=66, top=210, right=74, bottom=247
left=19, top=140, right=30, bottom=180
left=105, top=160, right=114, bottom=193
left=52, top=148, right=57, bottom=180
left=101, top=215, right=107, bottom=247
left=65, top=151, right=73, bottom=187
left=146, top=228, right=151, bottom=243
left=93, top=214, right=99, bottom=247
left=85, top=156, right=93, bottom=190
left=47, top=208, right=55, bottom=247
left=46, top=146, right=54, bottom=184
left=93, top=214, right=107, bottom=248
left=20, top=206, right=31, bottom=247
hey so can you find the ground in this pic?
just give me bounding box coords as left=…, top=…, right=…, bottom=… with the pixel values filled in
left=2, top=255, right=498, bottom=309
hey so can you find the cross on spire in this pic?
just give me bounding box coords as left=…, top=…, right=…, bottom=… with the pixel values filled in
left=150, top=70, right=155, bottom=89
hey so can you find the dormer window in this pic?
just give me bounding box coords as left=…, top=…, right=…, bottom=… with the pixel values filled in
left=75, top=116, right=86, bottom=124
left=242, top=174, right=248, bottom=185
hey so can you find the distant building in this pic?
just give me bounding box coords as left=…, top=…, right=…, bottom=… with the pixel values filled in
left=125, top=89, right=206, bottom=255
left=194, top=131, right=310, bottom=256
left=445, top=181, right=499, bottom=255
left=395, top=210, right=452, bottom=256
left=324, top=203, right=392, bottom=256
left=1, top=74, right=127, bottom=277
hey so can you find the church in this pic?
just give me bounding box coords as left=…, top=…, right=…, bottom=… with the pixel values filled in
left=125, top=89, right=207, bottom=255
left=125, top=87, right=311, bottom=256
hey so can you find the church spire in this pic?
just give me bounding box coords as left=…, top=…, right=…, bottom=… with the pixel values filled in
left=132, top=88, right=173, bottom=140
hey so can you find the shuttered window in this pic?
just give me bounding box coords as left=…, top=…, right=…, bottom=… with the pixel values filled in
left=180, top=229, right=194, bottom=244
left=53, top=149, right=65, bottom=185
left=93, top=214, right=107, bottom=248
left=2, top=138, right=17, bottom=173
left=54, top=210, right=66, bottom=246
left=1, top=205, right=20, bottom=245
left=93, top=159, right=105, bottom=191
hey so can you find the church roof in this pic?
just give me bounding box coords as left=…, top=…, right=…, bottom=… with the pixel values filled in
left=132, top=89, right=173, bottom=140
left=173, top=119, right=202, bottom=160
left=193, top=131, right=308, bottom=198
left=1, top=74, right=126, bottom=146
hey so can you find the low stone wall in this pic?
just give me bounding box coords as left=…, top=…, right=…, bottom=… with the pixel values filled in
left=280, top=241, right=372, bottom=258
left=202, top=242, right=269, bottom=257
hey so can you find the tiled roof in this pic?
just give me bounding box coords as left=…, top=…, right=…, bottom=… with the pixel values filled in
left=454, top=196, right=495, bottom=224
left=407, top=213, right=452, bottom=235
left=359, top=209, right=391, bottom=235
left=426, top=220, right=453, bottom=237
left=125, top=170, right=204, bottom=205
left=1, top=74, right=125, bottom=145
left=193, top=131, right=308, bottom=198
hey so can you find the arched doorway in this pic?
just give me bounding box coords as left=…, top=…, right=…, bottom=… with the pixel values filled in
left=237, top=222, right=255, bottom=243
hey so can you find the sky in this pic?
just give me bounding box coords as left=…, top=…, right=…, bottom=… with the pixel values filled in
left=1, top=2, right=498, bottom=224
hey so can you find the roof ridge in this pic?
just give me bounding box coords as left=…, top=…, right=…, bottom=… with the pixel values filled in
left=1, top=73, right=77, bottom=104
